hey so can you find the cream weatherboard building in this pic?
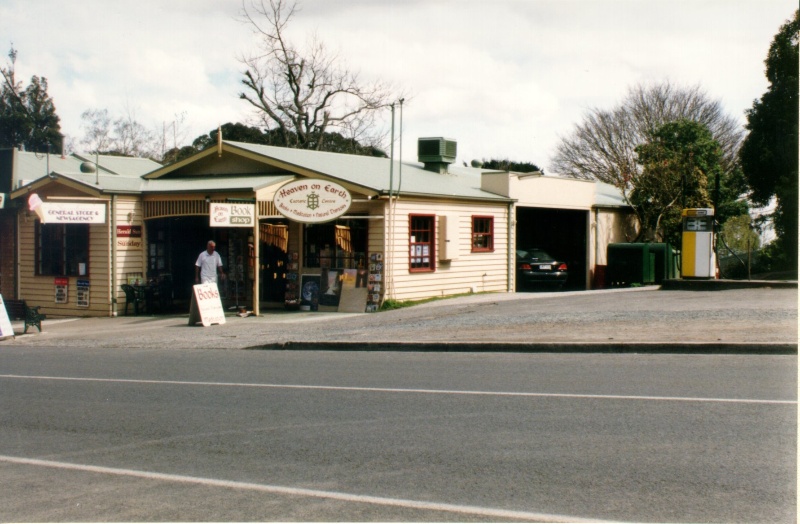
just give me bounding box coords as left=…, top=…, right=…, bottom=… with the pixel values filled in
left=0, top=149, right=161, bottom=317
left=1, top=137, right=633, bottom=318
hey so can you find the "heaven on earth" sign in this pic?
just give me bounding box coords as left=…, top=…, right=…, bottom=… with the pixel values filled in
left=273, top=179, right=351, bottom=223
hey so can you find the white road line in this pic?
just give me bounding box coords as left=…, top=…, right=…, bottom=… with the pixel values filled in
left=0, top=455, right=616, bottom=523
left=0, top=374, right=795, bottom=405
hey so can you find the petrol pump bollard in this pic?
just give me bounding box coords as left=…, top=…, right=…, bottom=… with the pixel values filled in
left=681, top=208, right=716, bottom=279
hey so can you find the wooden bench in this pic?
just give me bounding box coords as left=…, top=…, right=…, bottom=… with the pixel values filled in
left=3, top=299, right=46, bottom=334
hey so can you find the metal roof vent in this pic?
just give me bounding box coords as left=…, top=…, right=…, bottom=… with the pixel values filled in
left=80, top=161, right=96, bottom=173
left=418, top=137, right=457, bottom=173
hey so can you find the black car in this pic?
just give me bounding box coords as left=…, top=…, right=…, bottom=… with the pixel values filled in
left=516, top=248, right=568, bottom=290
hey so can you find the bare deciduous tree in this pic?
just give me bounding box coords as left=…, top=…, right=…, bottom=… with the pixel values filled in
left=159, top=111, right=189, bottom=163
left=79, top=105, right=158, bottom=158
left=552, top=81, right=743, bottom=188
left=238, top=0, right=396, bottom=152
left=79, top=108, right=114, bottom=153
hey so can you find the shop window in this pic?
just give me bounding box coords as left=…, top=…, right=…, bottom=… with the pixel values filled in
left=36, top=223, right=90, bottom=276
left=409, top=214, right=435, bottom=272
left=148, top=227, right=167, bottom=273
left=303, top=220, right=367, bottom=269
left=471, top=216, right=494, bottom=252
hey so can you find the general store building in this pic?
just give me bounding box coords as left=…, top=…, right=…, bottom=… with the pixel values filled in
left=1, top=137, right=632, bottom=318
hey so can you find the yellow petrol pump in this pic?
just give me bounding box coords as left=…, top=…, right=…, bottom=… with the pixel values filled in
left=681, top=208, right=716, bottom=278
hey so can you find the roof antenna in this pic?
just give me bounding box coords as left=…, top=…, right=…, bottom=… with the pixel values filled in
left=217, top=125, right=223, bottom=157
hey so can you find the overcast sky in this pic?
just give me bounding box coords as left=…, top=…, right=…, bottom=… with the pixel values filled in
left=0, top=0, right=795, bottom=171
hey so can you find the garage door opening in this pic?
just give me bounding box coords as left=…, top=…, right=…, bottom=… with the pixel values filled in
left=516, top=207, right=588, bottom=291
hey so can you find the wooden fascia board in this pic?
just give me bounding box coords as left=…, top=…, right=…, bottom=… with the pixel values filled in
left=10, top=175, right=106, bottom=200
left=376, top=189, right=515, bottom=205
left=142, top=147, right=219, bottom=179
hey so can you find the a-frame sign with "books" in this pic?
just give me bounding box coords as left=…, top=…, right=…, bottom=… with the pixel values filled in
left=188, top=283, right=226, bottom=327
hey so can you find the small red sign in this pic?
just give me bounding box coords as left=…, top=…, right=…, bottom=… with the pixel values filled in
left=54, top=277, right=68, bottom=286
left=116, top=225, right=142, bottom=237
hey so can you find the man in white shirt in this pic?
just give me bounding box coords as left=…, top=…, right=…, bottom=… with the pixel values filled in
left=195, top=240, right=226, bottom=284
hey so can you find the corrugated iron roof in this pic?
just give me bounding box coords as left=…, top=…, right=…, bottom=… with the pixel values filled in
left=72, top=153, right=161, bottom=176
left=594, top=181, right=629, bottom=208
left=12, top=150, right=161, bottom=188
left=225, top=141, right=513, bottom=202
left=142, top=174, right=292, bottom=193
left=8, top=144, right=627, bottom=208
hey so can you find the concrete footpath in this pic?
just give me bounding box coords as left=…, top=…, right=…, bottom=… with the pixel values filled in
left=2, top=284, right=797, bottom=353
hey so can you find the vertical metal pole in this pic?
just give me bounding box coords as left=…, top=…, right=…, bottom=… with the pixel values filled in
left=386, top=103, right=396, bottom=299
left=253, top=216, right=260, bottom=316
left=110, top=196, right=117, bottom=317
left=398, top=99, right=404, bottom=195
left=389, top=103, right=395, bottom=198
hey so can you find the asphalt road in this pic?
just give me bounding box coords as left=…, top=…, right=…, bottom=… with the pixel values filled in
left=4, top=287, right=797, bottom=350
left=1, top=347, right=796, bottom=522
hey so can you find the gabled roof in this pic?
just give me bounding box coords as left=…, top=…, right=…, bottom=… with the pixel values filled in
left=146, top=141, right=514, bottom=203
left=229, top=141, right=512, bottom=201
left=10, top=149, right=161, bottom=189
left=10, top=171, right=291, bottom=199
left=8, top=143, right=628, bottom=208
left=71, top=153, right=161, bottom=176
left=11, top=172, right=109, bottom=199
left=8, top=150, right=165, bottom=197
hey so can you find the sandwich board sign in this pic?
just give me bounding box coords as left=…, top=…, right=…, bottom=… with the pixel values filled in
left=188, top=283, right=226, bottom=327
left=0, top=294, right=15, bottom=339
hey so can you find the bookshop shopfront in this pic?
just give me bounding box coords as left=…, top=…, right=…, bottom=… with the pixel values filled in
left=138, top=171, right=379, bottom=316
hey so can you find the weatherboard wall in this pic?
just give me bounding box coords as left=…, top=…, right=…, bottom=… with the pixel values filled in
left=15, top=194, right=146, bottom=318
left=380, top=198, right=510, bottom=302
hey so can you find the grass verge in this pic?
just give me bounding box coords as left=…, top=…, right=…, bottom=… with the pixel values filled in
left=380, top=292, right=489, bottom=311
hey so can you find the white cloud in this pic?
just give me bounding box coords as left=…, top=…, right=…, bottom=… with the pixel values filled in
left=0, top=0, right=795, bottom=169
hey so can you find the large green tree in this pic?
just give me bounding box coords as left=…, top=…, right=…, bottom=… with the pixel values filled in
left=0, top=47, right=62, bottom=153
left=740, top=10, right=799, bottom=269
left=480, top=159, right=541, bottom=173
left=632, top=119, right=727, bottom=245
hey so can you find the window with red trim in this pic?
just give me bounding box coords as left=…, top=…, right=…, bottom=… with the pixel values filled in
left=471, top=216, right=494, bottom=252
left=409, top=214, right=435, bottom=272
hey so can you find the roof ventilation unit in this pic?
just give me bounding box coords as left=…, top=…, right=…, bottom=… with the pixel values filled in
left=418, top=137, right=457, bottom=173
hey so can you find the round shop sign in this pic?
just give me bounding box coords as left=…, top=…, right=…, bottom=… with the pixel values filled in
left=273, top=179, right=352, bottom=223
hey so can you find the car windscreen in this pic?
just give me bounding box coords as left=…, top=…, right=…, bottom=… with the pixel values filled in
left=518, top=248, right=554, bottom=261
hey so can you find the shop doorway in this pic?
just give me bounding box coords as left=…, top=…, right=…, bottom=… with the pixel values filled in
left=146, top=217, right=254, bottom=311
left=147, top=217, right=207, bottom=309
left=260, top=243, right=287, bottom=304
